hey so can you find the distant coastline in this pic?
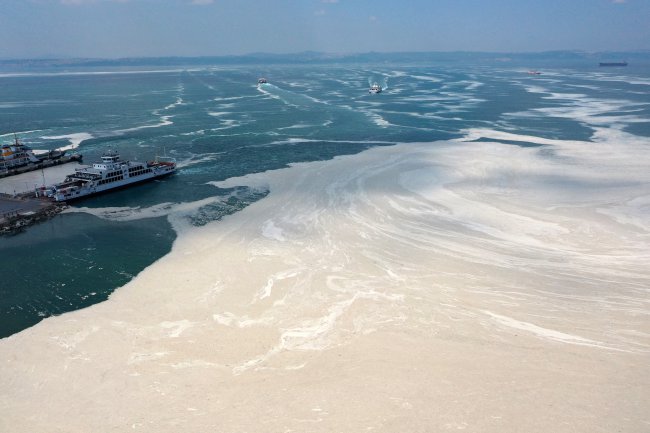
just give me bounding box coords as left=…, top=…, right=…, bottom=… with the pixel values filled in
left=1, top=50, right=650, bottom=70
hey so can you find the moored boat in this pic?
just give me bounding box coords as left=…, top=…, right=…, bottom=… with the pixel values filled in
left=47, top=150, right=176, bottom=202
left=0, top=134, right=83, bottom=179
left=1, top=135, right=40, bottom=171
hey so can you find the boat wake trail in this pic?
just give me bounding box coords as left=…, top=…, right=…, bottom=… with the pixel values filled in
left=368, top=75, right=389, bottom=91
left=257, top=83, right=330, bottom=109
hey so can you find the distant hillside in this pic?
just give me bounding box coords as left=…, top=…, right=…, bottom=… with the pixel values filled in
left=1, top=50, right=649, bottom=70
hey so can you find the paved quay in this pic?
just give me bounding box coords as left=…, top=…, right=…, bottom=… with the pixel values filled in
left=0, top=194, right=48, bottom=215
left=0, top=162, right=82, bottom=196
left=0, top=194, right=66, bottom=234
left=0, top=154, right=82, bottom=180
left=0, top=163, right=77, bottom=233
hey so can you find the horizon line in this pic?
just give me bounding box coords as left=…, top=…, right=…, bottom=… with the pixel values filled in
left=1, top=49, right=650, bottom=63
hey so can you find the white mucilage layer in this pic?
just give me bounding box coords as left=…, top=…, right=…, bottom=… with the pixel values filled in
left=1, top=127, right=649, bottom=432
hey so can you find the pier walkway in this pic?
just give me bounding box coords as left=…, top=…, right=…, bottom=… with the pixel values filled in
left=0, top=194, right=66, bottom=234
left=0, top=162, right=78, bottom=234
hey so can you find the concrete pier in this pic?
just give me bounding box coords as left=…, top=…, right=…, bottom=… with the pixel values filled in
left=0, top=193, right=66, bottom=234
left=0, top=161, right=78, bottom=234
left=0, top=154, right=82, bottom=180
left=0, top=160, right=83, bottom=196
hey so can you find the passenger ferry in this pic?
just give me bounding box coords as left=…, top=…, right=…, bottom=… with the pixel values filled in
left=47, top=150, right=176, bottom=202
left=1, top=135, right=40, bottom=171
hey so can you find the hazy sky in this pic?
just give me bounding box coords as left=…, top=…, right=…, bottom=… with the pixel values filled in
left=1, top=0, right=648, bottom=58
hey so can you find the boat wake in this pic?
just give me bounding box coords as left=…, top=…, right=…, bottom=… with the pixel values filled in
left=368, top=75, right=389, bottom=91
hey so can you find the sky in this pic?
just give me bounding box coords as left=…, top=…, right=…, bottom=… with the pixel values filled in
left=0, top=0, right=648, bottom=59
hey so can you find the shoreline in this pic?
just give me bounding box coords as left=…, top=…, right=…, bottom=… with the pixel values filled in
left=1, top=139, right=648, bottom=432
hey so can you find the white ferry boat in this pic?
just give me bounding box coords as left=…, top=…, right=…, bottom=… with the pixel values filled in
left=48, top=150, right=176, bottom=202
left=369, top=83, right=382, bottom=94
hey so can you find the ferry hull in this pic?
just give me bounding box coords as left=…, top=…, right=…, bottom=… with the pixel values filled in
left=47, top=150, right=177, bottom=203
left=51, top=169, right=175, bottom=202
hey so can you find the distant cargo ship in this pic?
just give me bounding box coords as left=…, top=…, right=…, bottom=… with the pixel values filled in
left=599, top=62, right=628, bottom=67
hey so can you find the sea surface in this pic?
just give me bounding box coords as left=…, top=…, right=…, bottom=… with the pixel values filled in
left=1, top=59, right=649, bottom=339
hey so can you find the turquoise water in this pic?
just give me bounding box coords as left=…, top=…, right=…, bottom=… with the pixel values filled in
left=1, top=60, right=649, bottom=338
